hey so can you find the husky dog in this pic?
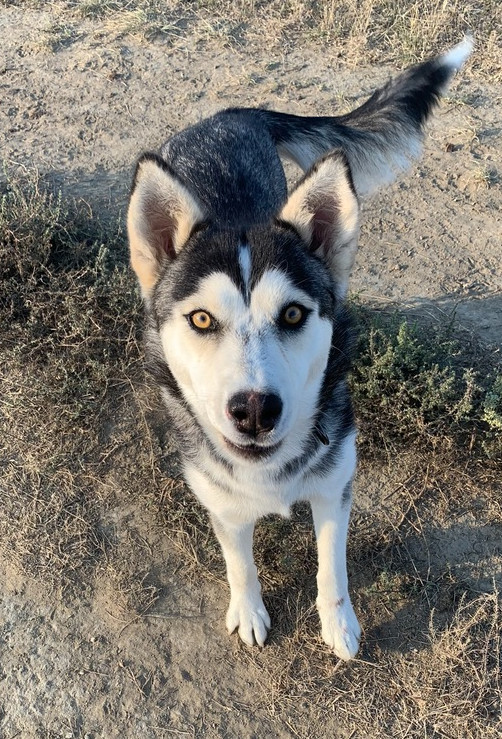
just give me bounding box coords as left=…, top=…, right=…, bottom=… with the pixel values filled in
left=127, top=39, right=471, bottom=660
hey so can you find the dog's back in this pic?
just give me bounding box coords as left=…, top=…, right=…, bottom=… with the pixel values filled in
left=161, top=113, right=287, bottom=228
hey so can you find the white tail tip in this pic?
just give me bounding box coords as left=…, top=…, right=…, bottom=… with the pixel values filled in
left=442, top=35, right=474, bottom=72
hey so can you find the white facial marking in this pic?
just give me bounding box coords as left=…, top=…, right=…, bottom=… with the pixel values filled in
left=238, top=243, right=252, bottom=299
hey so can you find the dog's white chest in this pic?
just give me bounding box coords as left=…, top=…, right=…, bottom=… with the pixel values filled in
left=185, top=460, right=296, bottom=522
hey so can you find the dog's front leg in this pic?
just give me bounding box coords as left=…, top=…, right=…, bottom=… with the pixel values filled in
left=311, top=487, right=361, bottom=660
left=210, top=514, right=270, bottom=647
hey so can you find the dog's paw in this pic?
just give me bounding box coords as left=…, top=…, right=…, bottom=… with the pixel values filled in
left=317, top=596, right=361, bottom=661
left=226, top=591, right=271, bottom=647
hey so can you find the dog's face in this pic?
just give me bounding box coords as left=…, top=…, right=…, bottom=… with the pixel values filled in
left=128, top=152, right=359, bottom=464
left=157, top=228, right=336, bottom=463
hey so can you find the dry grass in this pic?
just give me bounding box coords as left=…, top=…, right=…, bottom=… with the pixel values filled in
left=15, top=0, right=500, bottom=77
left=1, top=163, right=501, bottom=734
left=240, top=590, right=501, bottom=738
left=230, top=448, right=502, bottom=737
left=0, top=168, right=142, bottom=591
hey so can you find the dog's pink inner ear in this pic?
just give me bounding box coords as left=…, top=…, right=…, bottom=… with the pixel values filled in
left=308, top=196, right=339, bottom=258
left=279, top=153, right=359, bottom=298
left=145, top=199, right=178, bottom=261
left=128, top=156, right=207, bottom=299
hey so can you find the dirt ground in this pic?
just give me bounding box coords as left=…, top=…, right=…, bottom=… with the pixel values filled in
left=0, top=3, right=501, bottom=738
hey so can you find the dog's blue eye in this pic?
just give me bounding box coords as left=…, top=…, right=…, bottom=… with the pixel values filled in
left=187, top=310, right=217, bottom=332
left=280, top=304, right=307, bottom=328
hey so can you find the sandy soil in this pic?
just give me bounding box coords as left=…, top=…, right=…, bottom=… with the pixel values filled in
left=0, top=5, right=501, bottom=738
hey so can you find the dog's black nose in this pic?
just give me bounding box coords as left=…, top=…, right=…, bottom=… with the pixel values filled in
left=227, top=392, right=283, bottom=437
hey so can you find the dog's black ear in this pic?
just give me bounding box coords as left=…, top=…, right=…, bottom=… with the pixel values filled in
left=127, top=153, right=206, bottom=298
left=280, top=151, right=359, bottom=297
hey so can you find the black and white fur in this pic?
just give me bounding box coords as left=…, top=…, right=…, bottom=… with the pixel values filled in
left=127, top=39, right=471, bottom=660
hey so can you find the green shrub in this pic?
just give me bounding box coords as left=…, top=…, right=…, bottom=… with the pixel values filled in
left=350, top=308, right=483, bottom=449
left=0, top=171, right=140, bottom=427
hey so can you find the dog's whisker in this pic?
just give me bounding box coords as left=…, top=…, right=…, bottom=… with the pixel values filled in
left=314, top=425, right=330, bottom=446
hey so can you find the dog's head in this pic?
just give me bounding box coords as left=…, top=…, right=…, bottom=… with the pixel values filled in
left=127, top=152, right=359, bottom=465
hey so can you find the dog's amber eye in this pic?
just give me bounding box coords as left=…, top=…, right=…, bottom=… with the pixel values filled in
left=281, top=305, right=304, bottom=326
left=188, top=310, right=215, bottom=331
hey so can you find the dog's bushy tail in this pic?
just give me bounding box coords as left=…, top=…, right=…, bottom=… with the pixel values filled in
left=243, top=37, right=472, bottom=196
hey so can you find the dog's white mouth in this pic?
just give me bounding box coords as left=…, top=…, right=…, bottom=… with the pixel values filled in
left=223, top=437, right=282, bottom=461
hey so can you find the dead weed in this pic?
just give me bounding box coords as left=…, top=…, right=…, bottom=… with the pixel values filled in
left=16, top=0, right=502, bottom=78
